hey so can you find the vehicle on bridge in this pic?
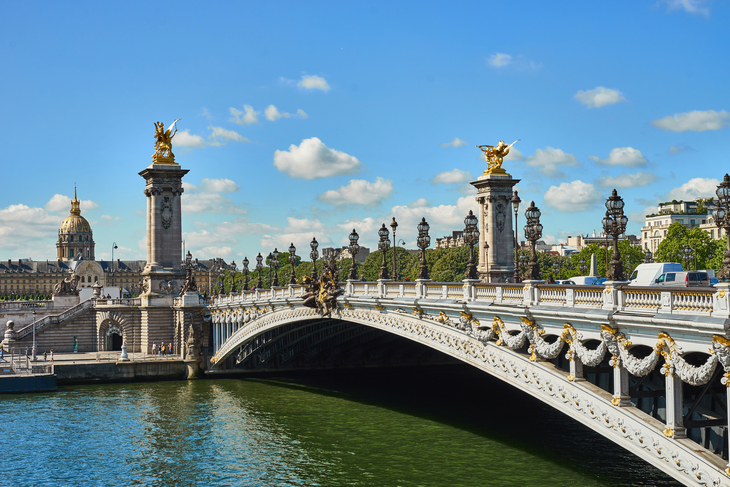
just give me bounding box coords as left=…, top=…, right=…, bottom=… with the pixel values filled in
left=654, top=270, right=711, bottom=287
left=628, top=262, right=683, bottom=286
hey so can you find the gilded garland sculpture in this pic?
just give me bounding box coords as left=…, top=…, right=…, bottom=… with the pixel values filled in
left=476, top=139, right=520, bottom=175
left=300, top=255, right=344, bottom=318
left=153, top=119, right=180, bottom=164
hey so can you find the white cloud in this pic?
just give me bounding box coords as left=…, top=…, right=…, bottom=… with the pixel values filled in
left=544, top=181, right=603, bottom=212
left=208, top=127, right=251, bottom=146
left=574, top=87, right=627, bottom=108
left=488, top=53, right=512, bottom=67
left=596, top=172, right=658, bottom=188
left=666, top=177, right=720, bottom=201
left=44, top=194, right=99, bottom=213
left=431, top=169, right=473, bottom=185
left=440, top=137, right=467, bottom=148
left=174, top=129, right=206, bottom=148
left=260, top=217, right=330, bottom=251
left=387, top=196, right=479, bottom=246
left=199, top=178, right=240, bottom=193
left=661, top=0, right=710, bottom=16
left=588, top=147, right=648, bottom=167
left=504, top=147, right=524, bottom=161
left=101, top=215, right=122, bottom=221
left=264, top=105, right=308, bottom=121
left=199, top=108, right=213, bottom=120
left=297, top=75, right=330, bottom=92
left=336, top=217, right=378, bottom=245
left=668, top=143, right=694, bottom=154
left=229, top=105, right=260, bottom=125
left=273, top=137, right=362, bottom=179
left=0, top=204, right=64, bottom=258
left=215, top=218, right=277, bottom=236
left=194, top=246, right=236, bottom=260
left=317, top=178, right=394, bottom=207
left=524, top=147, right=580, bottom=178
left=652, top=110, right=729, bottom=132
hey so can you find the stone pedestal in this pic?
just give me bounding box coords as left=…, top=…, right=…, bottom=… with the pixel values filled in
left=2, top=320, right=17, bottom=352
left=52, top=293, right=80, bottom=309
left=471, top=173, right=520, bottom=283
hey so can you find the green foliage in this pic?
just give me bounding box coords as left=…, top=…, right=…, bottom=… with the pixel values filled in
left=655, top=223, right=720, bottom=270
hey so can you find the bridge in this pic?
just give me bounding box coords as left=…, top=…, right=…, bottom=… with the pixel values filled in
left=210, top=277, right=730, bottom=486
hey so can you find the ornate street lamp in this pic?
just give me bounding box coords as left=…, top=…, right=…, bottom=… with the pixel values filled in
left=217, top=266, right=225, bottom=295
left=552, top=262, right=560, bottom=282
left=463, top=210, right=479, bottom=279
left=348, top=229, right=360, bottom=280
left=520, top=253, right=528, bottom=276
left=255, top=253, right=263, bottom=289
left=644, top=248, right=653, bottom=264
left=378, top=224, right=390, bottom=280
left=580, top=256, right=587, bottom=275
left=288, top=243, right=297, bottom=285
left=523, top=201, right=543, bottom=280
left=271, top=248, right=280, bottom=287
left=229, top=260, right=238, bottom=293
left=683, top=245, right=694, bottom=271
left=242, top=257, right=249, bottom=291
left=390, top=217, right=398, bottom=280
left=310, top=238, right=319, bottom=280
left=715, top=174, right=730, bottom=281
left=267, top=252, right=273, bottom=288
left=511, top=191, right=521, bottom=282
left=416, top=217, right=431, bottom=280
left=602, top=189, right=628, bottom=281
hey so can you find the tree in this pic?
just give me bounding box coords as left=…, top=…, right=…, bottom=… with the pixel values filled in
left=655, top=223, right=719, bottom=270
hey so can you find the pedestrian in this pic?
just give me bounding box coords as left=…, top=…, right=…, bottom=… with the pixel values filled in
left=0, top=349, right=4, bottom=362
left=158, top=343, right=162, bottom=357
left=152, top=342, right=157, bottom=356
left=44, top=351, right=47, bottom=362
left=50, top=349, right=53, bottom=362
left=168, top=342, right=173, bottom=355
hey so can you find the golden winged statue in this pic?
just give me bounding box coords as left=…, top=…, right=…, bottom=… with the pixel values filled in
left=476, top=139, right=520, bottom=175
left=153, top=119, right=180, bottom=164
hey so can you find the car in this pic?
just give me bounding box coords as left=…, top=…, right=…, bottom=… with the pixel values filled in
left=594, top=278, right=607, bottom=286
left=653, top=271, right=710, bottom=287
left=556, top=279, right=576, bottom=285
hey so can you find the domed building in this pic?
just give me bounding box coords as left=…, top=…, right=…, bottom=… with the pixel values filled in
left=57, top=187, right=95, bottom=261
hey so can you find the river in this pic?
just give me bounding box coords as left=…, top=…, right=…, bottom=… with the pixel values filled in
left=2, top=365, right=679, bottom=486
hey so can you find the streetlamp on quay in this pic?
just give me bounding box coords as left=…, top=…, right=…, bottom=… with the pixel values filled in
left=378, top=224, right=390, bottom=280
left=242, top=257, right=249, bottom=291
left=348, top=229, right=360, bottom=280
left=310, top=238, right=319, bottom=280
left=602, top=189, right=628, bottom=281
left=271, top=248, right=280, bottom=287
left=416, top=217, right=431, bottom=280
left=714, top=174, right=730, bottom=281
left=390, top=217, right=398, bottom=280
left=32, top=309, right=37, bottom=361
left=463, top=210, right=479, bottom=280
left=580, top=257, right=587, bottom=276
left=644, top=248, right=653, bottom=264
left=523, top=201, right=543, bottom=281
left=111, top=242, right=118, bottom=288
left=484, top=242, right=490, bottom=282
left=255, top=253, right=264, bottom=289
left=288, top=243, right=297, bottom=285
left=511, top=191, right=521, bottom=283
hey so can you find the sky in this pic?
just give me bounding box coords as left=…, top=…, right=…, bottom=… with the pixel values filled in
left=1, top=0, right=728, bottom=264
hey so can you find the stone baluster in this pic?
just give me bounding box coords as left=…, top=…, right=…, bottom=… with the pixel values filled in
left=609, top=356, right=631, bottom=406
left=662, top=361, right=686, bottom=438
left=567, top=345, right=583, bottom=382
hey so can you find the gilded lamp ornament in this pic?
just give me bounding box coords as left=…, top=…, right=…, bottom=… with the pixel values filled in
left=476, top=139, right=520, bottom=175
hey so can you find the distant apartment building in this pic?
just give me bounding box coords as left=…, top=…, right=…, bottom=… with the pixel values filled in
left=641, top=199, right=720, bottom=252
left=435, top=231, right=464, bottom=249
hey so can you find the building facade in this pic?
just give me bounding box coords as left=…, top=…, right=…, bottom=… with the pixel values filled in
left=641, top=200, right=719, bottom=252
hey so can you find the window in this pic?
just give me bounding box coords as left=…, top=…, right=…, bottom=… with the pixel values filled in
left=69, top=235, right=73, bottom=242
left=666, top=273, right=676, bottom=282
left=664, top=230, right=667, bottom=236
left=70, top=249, right=74, bottom=257
left=677, top=219, right=683, bottom=224
left=711, top=230, right=715, bottom=238
left=690, top=219, right=695, bottom=225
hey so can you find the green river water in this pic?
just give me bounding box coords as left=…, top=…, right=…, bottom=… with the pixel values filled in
left=2, top=365, right=680, bottom=486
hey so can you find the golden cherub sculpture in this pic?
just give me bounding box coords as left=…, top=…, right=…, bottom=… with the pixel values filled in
left=477, top=139, right=520, bottom=175
left=153, top=119, right=180, bottom=164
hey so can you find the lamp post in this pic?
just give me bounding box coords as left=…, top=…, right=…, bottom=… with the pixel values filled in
left=416, top=217, right=431, bottom=280
left=218, top=266, right=225, bottom=295
left=602, top=189, right=628, bottom=281
left=714, top=174, right=730, bottom=280
left=348, top=229, right=360, bottom=280
left=242, top=257, right=249, bottom=291
left=510, top=191, right=521, bottom=283
left=683, top=245, right=694, bottom=271
left=111, top=242, right=118, bottom=288
left=288, top=243, right=297, bottom=285
left=271, top=248, right=280, bottom=287
left=552, top=262, right=560, bottom=282
left=520, top=253, right=528, bottom=276
left=229, top=260, right=237, bottom=293
left=390, top=218, right=398, bottom=280
left=464, top=210, right=479, bottom=280
left=644, top=248, right=653, bottom=264
left=580, top=256, right=587, bottom=275
left=267, top=253, right=273, bottom=289
left=484, top=242, right=490, bottom=282
left=310, top=238, right=319, bottom=280
left=255, top=253, right=263, bottom=289
left=378, top=224, right=390, bottom=280
left=523, top=202, right=543, bottom=280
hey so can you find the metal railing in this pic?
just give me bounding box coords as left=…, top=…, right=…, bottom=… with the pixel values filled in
left=16, top=299, right=95, bottom=340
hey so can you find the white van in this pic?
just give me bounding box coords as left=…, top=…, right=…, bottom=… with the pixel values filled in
left=571, top=276, right=600, bottom=286
left=628, top=263, right=684, bottom=287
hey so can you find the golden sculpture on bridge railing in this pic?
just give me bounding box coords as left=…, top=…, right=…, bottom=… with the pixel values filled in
left=300, top=255, right=344, bottom=318
left=477, top=139, right=520, bottom=175
left=153, top=119, right=180, bottom=164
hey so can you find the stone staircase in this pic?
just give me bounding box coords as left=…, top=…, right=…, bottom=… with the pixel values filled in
left=16, top=299, right=95, bottom=341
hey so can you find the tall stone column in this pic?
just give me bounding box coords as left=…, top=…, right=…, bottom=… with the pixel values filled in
left=471, top=173, right=520, bottom=282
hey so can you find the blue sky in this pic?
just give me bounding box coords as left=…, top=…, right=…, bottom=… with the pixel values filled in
left=1, top=0, right=728, bottom=263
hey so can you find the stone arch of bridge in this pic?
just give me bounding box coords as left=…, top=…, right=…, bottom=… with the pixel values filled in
left=211, top=305, right=729, bottom=486
left=96, top=310, right=133, bottom=352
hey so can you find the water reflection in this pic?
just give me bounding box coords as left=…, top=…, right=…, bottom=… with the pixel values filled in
left=0, top=365, right=680, bottom=487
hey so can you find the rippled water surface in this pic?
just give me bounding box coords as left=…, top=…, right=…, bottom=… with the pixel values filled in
left=2, top=366, right=680, bottom=486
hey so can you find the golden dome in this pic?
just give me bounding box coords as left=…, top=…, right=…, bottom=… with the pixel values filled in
left=59, top=186, right=92, bottom=234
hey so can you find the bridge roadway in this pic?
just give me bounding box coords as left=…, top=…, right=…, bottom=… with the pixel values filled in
left=210, top=278, right=730, bottom=486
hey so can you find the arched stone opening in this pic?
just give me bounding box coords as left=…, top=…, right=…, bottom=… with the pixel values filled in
left=96, top=310, right=133, bottom=352
left=106, top=324, right=123, bottom=351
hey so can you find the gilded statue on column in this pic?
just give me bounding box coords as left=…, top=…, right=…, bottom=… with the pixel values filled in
left=153, top=119, right=180, bottom=164
left=477, top=139, right=520, bottom=175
